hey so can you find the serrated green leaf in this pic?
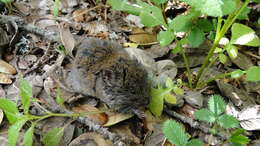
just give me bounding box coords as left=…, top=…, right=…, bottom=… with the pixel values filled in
left=0, top=99, right=20, bottom=124
left=23, top=124, right=35, bottom=146
left=157, top=30, right=175, bottom=46
left=231, top=23, right=260, bottom=47
left=148, top=88, right=165, bottom=116
left=43, top=127, right=64, bottom=146
left=218, top=114, right=239, bottom=128
left=225, top=43, right=238, bottom=59
left=218, top=53, right=227, bottom=64
left=187, top=27, right=205, bottom=47
left=107, top=0, right=141, bottom=15
left=187, top=139, right=204, bottom=146
left=231, top=69, right=245, bottom=79
left=196, top=19, right=214, bottom=32
left=246, top=66, right=260, bottom=81
left=208, top=95, right=226, bottom=115
left=20, top=79, right=32, bottom=115
left=169, top=15, right=193, bottom=32
left=162, top=120, right=189, bottom=146
left=164, top=93, right=177, bottom=104
left=195, top=109, right=216, bottom=123
left=8, top=119, right=27, bottom=146
left=151, top=0, right=167, bottom=5
left=229, top=129, right=249, bottom=145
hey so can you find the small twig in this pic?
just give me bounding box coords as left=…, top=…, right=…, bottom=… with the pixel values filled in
left=241, top=50, right=260, bottom=60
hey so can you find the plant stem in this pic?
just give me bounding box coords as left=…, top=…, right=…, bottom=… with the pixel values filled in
left=194, top=0, right=250, bottom=88
left=180, top=47, right=193, bottom=88
left=198, top=72, right=233, bottom=88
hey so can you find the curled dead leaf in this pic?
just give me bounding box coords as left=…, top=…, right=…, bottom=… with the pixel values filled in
left=103, top=112, right=133, bottom=127
left=72, top=104, right=108, bottom=125
left=69, top=132, right=112, bottom=146
left=0, top=60, right=17, bottom=75
left=0, top=73, right=12, bottom=84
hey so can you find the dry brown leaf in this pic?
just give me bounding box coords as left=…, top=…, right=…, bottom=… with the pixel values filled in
left=103, top=112, right=133, bottom=127
left=0, top=73, right=12, bottom=84
left=0, top=109, right=3, bottom=125
left=72, top=9, right=85, bottom=22
left=129, top=33, right=157, bottom=44
left=69, top=132, right=112, bottom=146
left=59, top=23, right=75, bottom=57
left=72, top=104, right=108, bottom=125
left=0, top=60, right=17, bottom=75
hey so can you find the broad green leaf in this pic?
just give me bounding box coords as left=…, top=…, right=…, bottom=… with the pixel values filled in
left=20, top=79, right=32, bottom=115
left=180, top=0, right=235, bottom=17
left=148, top=88, right=165, bottom=116
left=151, top=0, right=167, bottom=5
left=246, top=66, right=260, bottom=81
left=231, top=23, right=260, bottom=47
left=225, top=44, right=238, bottom=59
left=138, top=1, right=166, bottom=27
left=231, top=69, right=245, bottom=79
left=237, top=7, right=250, bottom=20
left=196, top=19, right=214, bottom=32
left=43, top=127, right=64, bottom=146
left=253, top=0, right=260, bottom=3
left=218, top=114, right=239, bottom=128
left=173, top=86, right=184, bottom=95
left=8, top=119, right=27, bottom=146
left=23, top=124, right=35, bottom=146
left=218, top=53, right=227, bottom=64
left=157, top=30, right=175, bottom=46
left=187, top=139, right=204, bottom=146
left=169, top=15, right=192, bottom=32
left=195, top=109, right=216, bottom=123
left=164, top=93, right=177, bottom=104
left=208, top=95, right=226, bottom=115
left=162, top=120, right=189, bottom=146
left=0, top=99, right=20, bottom=124
left=56, top=88, right=65, bottom=107
left=187, top=27, right=205, bottom=47
left=107, top=0, right=141, bottom=15
left=53, top=0, right=60, bottom=17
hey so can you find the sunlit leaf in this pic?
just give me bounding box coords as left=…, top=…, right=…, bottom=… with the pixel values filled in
left=43, top=127, right=64, bottom=146
left=8, top=119, right=27, bottom=146
left=246, top=66, right=260, bottom=81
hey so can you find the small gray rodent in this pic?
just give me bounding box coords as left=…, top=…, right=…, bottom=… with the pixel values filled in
left=65, top=38, right=150, bottom=118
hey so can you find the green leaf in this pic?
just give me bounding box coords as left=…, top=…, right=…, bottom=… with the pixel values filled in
left=225, top=43, right=238, bottom=59
left=162, top=120, right=189, bottom=146
left=217, top=114, right=239, bottom=128
left=196, top=19, right=214, bottom=32
left=180, top=0, right=236, bottom=17
left=43, top=127, right=64, bottom=146
left=20, top=79, right=32, bottom=115
left=23, top=124, right=35, bottom=146
left=187, top=139, right=204, bottom=146
left=53, top=0, right=60, bottom=17
left=208, top=95, right=226, bottom=115
left=253, top=0, right=260, bottom=3
left=151, top=0, right=167, bottom=5
left=173, top=86, right=184, bottom=95
left=218, top=53, right=227, bottom=64
left=165, top=78, right=174, bottom=88
left=246, top=66, right=260, bottom=81
left=157, top=30, right=175, bottom=46
left=0, top=99, right=20, bottom=124
left=138, top=1, right=166, bottom=27
left=8, top=119, right=27, bottom=146
left=231, top=69, right=245, bottom=79
left=107, top=0, right=141, bottom=15
left=164, top=93, right=177, bottom=104
left=56, top=88, right=65, bottom=107
left=229, top=129, right=249, bottom=145
left=148, top=88, right=165, bottom=116
left=187, top=27, right=205, bottom=47
left=231, top=23, right=260, bottom=47
left=169, top=15, right=192, bottom=32
left=195, top=109, right=216, bottom=123
left=237, top=7, right=250, bottom=20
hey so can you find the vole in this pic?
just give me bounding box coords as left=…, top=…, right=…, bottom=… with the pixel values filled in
left=61, top=38, right=150, bottom=118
